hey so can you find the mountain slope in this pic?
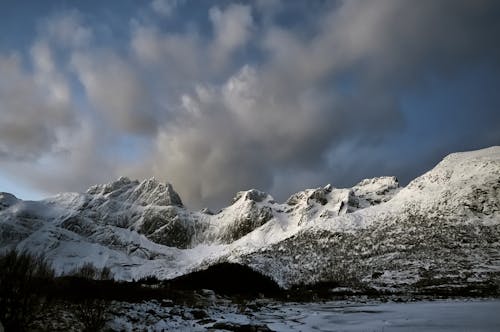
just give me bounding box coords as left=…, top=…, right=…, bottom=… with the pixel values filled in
left=232, top=146, right=500, bottom=291
left=0, top=146, right=499, bottom=293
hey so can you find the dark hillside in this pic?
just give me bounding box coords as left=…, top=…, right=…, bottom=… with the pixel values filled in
left=167, top=263, right=282, bottom=296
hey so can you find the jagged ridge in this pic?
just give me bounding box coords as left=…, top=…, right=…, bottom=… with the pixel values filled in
left=0, top=146, right=499, bottom=293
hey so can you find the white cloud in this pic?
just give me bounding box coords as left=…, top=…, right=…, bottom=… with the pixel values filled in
left=71, top=51, right=157, bottom=135
left=209, top=4, right=254, bottom=70
left=0, top=53, right=75, bottom=160
left=131, top=25, right=203, bottom=80
left=31, top=41, right=71, bottom=105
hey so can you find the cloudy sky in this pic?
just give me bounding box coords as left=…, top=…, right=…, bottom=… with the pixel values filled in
left=1, top=0, right=499, bottom=209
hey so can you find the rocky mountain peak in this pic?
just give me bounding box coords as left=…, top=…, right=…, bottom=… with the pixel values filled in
left=134, top=178, right=183, bottom=207
left=86, top=176, right=183, bottom=207
left=0, top=192, right=18, bottom=211
left=231, top=189, right=273, bottom=204
left=86, top=176, right=138, bottom=196
left=351, top=176, right=400, bottom=207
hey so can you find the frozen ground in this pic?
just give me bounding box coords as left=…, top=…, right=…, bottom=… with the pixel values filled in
left=105, top=298, right=500, bottom=331
left=255, top=299, right=500, bottom=332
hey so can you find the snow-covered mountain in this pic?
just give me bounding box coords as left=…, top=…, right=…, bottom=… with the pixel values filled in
left=1, top=146, right=499, bottom=293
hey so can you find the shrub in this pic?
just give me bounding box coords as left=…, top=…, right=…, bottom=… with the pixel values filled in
left=69, top=262, right=112, bottom=280
left=68, top=263, right=114, bottom=332
left=0, top=250, right=54, bottom=331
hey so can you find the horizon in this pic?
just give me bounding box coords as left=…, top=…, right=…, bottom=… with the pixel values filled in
left=1, top=0, right=500, bottom=209
left=2, top=144, right=498, bottom=209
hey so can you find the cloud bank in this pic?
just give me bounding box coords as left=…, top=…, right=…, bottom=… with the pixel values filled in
left=1, top=0, right=500, bottom=208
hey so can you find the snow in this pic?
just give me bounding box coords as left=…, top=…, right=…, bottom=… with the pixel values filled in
left=104, top=298, right=500, bottom=332
left=257, top=299, right=500, bottom=332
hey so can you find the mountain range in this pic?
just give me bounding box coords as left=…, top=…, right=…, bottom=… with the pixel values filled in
left=1, top=146, right=499, bottom=294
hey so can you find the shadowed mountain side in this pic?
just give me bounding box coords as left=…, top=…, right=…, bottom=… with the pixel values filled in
left=166, top=263, right=283, bottom=296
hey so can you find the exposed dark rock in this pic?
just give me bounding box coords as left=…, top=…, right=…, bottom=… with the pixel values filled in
left=0, top=192, right=18, bottom=210
left=210, top=322, right=274, bottom=332
left=232, top=189, right=270, bottom=204
left=198, top=318, right=217, bottom=325
left=308, top=188, right=329, bottom=205
left=191, top=309, right=209, bottom=319
left=218, top=204, right=274, bottom=243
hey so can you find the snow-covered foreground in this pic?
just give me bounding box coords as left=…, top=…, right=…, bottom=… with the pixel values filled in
left=104, top=298, right=500, bottom=331
left=256, top=299, right=500, bottom=332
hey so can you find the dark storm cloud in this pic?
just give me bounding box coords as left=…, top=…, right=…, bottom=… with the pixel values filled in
left=1, top=0, right=500, bottom=208
left=149, top=0, right=500, bottom=206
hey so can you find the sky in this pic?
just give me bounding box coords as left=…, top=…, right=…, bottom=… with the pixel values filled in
left=0, top=0, right=499, bottom=209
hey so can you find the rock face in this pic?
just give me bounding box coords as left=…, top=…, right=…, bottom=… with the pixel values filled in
left=57, top=177, right=198, bottom=248
left=0, top=192, right=18, bottom=211
left=0, top=146, right=499, bottom=293
left=352, top=176, right=400, bottom=208
left=207, top=189, right=276, bottom=244
left=87, top=177, right=183, bottom=207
